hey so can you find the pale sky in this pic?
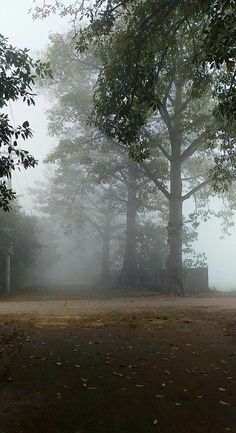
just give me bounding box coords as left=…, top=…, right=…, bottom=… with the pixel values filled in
left=0, top=0, right=66, bottom=209
left=1, top=0, right=236, bottom=290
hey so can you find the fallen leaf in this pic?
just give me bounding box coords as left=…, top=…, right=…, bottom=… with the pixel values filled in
left=113, top=371, right=124, bottom=377
left=153, top=419, right=158, bottom=425
left=220, top=401, right=231, bottom=406
left=219, top=387, right=226, bottom=392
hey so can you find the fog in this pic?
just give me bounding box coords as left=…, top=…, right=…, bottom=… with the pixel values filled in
left=1, top=0, right=236, bottom=292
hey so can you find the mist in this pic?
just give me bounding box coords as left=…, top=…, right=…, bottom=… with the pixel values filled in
left=0, top=0, right=236, bottom=292
left=1, top=3, right=236, bottom=433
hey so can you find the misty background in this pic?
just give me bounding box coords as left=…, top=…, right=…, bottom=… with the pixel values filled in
left=1, top=0, right=235, bottom=290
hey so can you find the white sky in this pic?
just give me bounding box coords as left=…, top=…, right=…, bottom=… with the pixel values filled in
left=1, top=0, right=236, bottom=290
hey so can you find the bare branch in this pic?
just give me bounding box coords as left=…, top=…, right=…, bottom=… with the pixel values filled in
left=140, top=163, right=170, bottom=200
left=159, top=104, right=173, bottom=137
left=180, top=127, right=214, bottom=163
left=182, top=179, right=211, bottom=201
left=156, top=142, right=171, bottom=161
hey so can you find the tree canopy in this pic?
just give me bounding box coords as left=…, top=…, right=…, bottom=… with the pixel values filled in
left=32, top=0, right=236, bottom=186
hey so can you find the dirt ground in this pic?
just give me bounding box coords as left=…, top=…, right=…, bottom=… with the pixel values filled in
left=0, top=290, right=236, bottom=433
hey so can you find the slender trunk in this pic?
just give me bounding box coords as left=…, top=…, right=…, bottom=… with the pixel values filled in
left=165, top=79, right=184, bottom=295
left=120, top=162, right=138, bottom=286
left=166, top=159, right=184, bottom=294
left=101, top=213, right=111, bottom=283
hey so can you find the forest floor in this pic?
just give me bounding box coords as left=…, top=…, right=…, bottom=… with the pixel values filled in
left=0, top=288, right=236, bottom=433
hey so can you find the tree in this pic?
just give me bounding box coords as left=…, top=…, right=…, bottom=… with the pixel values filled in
left=90, top=15, right=230, bottom=293
left=33, top=146, right=126, bottom=283
left=0, top=202, right=41, bottom=291
left=0, top=34, right=52, bottom=210
left=39, top=33, right=159, bottom=286
left=32, top=0, right=236, bottom=187
left=41, top=28, right=224, bottom=293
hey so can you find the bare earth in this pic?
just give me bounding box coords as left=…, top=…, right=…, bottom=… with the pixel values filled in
left=0, top=290, right=236, bottom=433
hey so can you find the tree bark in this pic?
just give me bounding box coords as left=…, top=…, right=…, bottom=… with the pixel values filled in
left=165, top=79, right=185, bottom=295
left=120, top=162, right=138, bottom=286
left=165, top=159, right=184, bottom=294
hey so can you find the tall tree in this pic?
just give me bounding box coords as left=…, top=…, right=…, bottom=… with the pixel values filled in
left=34, top=146, right=126, bottom=283
left=91, top=18, right=226, bottom=293
left=40, top=33, right=161, bottom=286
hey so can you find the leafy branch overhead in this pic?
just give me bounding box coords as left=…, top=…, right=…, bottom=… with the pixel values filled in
left=0, top=34, right=52, bottom=210
left=32, top=0, right=236, bottom=188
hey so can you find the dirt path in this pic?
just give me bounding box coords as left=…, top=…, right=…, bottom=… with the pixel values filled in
left=0, top=295, right=236, bottom=433
left=0, top=294, right=236, bottom=319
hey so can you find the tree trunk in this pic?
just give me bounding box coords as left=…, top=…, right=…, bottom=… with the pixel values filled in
left=165, top=79, right=184, bottom=295
left=101, top=213, right=111, bottom=283
left=165, top=159, right=184, bottom=294
left=120, top=162, right=138, bottom=286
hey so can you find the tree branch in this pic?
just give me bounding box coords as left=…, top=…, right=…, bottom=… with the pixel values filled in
left=180, top=127, right=214, bottom=163
left=140, top=163, right=170, bottom=200
left=172, top=96, right=192, bottom=118
left=159, top=104, right=173, bottom=137
left=156, top=142, right=171, bottom=161
left=182, top=179, right=211, bottom=201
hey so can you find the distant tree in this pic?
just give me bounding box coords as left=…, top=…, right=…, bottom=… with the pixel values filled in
left=39, top=33, right=165, bottom=286
left=0, top=202, right=41, bottom=291
left=0, top=34, right=52, bottom=210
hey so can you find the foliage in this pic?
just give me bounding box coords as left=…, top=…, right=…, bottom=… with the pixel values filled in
left=0, top=202, right=41, bottom=290
left=32, top=0, right=236, bottom=188
left=0, top=34, right=52, bottom=210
